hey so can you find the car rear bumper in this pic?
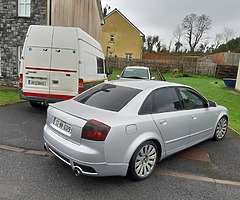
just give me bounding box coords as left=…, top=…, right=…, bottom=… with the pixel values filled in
left=43, top=124, right=129, bottom=177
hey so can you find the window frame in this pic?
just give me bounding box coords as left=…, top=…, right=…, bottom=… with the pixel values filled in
left=109, top=35, right=114, bottom=43
left=125, top=53, right=133, bottom=61
left=96, top=57, right=105, bottom=74
left=139, top=87, right=184, bottom=115
left=176, top=87, right=208, bottom=110
left=109, top=52, right=113, bottom=58
left=18, top=0, right=31, bottom=17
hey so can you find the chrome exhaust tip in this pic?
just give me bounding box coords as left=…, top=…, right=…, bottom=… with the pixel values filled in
left=43, top=143, right=47, bottom=150
left=74, top=166, right=82, bottom=176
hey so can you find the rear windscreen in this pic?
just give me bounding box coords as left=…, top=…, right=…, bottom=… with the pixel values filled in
left=74, top=83, right=141, bottom=112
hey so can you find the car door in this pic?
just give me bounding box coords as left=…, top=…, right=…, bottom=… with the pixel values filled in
left=150, top=87, right=190, bottom=156
left=178, top=87, right=215, bottom=146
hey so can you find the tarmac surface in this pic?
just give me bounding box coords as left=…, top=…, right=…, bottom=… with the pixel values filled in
left=0, top=102, right=240, bottom=199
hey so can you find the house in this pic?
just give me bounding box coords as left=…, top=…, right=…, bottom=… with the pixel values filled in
left=101, top=8, right=145, bottom=60
left=0, top=0, right=103, bottom=86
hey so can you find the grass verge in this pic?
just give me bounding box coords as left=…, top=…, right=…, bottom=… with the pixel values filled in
left=0, top=88, right=24, bottom=106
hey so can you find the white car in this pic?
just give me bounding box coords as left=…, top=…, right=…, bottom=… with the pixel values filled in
left=43, top=80, right=228, bottom=181
left=118, top=66, right=155, bottom=80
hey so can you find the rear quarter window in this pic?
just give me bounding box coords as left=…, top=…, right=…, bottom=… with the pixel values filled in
left=74, top=83, right=141, bottom=112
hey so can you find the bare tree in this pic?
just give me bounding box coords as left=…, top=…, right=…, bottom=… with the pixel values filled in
left=173, top=25, right=183, bottom=52
left=173, top=24, right=183, bottom=43
left=213, top=33, right=224, bottom=49
left=222, top=27, right=235, bottom=43
left=182, top=13, right=212, bottom=52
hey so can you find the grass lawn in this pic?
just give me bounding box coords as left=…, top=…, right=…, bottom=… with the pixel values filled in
left=0, top=88, right=23, bottom=106
left=108, top=68, right=240, bottom=133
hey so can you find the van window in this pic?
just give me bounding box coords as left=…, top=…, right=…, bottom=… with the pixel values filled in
left=97, top=57, right=104, bottom=74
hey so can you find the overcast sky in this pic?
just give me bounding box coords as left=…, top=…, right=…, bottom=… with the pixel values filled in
left=102, top=0, right=240, bottom=50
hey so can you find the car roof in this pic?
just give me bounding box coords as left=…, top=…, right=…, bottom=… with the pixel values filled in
left=108, top=79, right=187, bottom=91
left=125, top=66, right=148, bottom=69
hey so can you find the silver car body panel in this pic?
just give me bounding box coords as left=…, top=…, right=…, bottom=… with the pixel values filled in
left=43, top=80, right=228, bottom=177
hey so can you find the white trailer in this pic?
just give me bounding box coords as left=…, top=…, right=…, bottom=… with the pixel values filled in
left=19, top=25, right=107, bottom=107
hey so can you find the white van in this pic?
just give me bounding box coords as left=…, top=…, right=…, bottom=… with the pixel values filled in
left=19, top=25, right=107, bottom=107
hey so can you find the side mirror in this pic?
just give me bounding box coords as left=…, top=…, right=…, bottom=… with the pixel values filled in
left=117, top=75, right=120, bottom=79
left=208, top=100, right=217, bottom=107
left=151, top=77, right=155, bottom=80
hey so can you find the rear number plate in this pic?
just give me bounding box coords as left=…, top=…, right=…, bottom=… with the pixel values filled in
left=53, top=117, right=72, bottom=133
left=28, top=80, right=46, bottom=86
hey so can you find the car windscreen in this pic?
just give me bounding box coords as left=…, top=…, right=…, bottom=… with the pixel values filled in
left=74, top=83, right=142, bottom=112
left=122, top=68, right=149, bottom=79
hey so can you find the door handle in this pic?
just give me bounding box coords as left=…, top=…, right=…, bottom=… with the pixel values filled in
left=66, top=74, right=71, bottom=77
left=159, top=120, right=167, bottom=125
left=43, top=48, right=48, bottom=52
left=56, top=50, right=61, bottom=53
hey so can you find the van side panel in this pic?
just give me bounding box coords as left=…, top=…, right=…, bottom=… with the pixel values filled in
left=77, top=28, right=106, bottom=85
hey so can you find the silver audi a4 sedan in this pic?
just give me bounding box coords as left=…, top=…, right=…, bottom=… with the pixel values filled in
left=43, top=80, right=228, bottom=181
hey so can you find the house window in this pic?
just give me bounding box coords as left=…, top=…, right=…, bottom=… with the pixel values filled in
left=18, top=46, right=23, bottom=75
left=109, top=52, right=113, bottom=58
left=110, top=35, right=114, bottom=43
left=18, top=0, right=31, bottom=17
left=125, top=53, right=133, bottom=61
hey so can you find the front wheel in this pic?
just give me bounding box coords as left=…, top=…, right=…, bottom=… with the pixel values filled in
left=128, top=141, right=159, bottom=181
left=213, top=116, right=228, bottom=141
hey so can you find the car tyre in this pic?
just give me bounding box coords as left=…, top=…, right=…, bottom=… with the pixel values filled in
left=128, top=141, right=158, bottom=181
left=213, top=116, right=228, bottom=141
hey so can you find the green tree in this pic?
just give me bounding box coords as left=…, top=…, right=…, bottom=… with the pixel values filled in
left=216, top=37, right=240, bottom=53
left=146, top=35, right=159, bottom=52
left=175, top=41, right=183, bottom=52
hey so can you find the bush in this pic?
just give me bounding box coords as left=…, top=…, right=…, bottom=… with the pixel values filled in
left=171, top=68, right=179, bottom=78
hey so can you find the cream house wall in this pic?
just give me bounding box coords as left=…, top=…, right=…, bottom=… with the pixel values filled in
left=101, top=9, right=144, bottom=59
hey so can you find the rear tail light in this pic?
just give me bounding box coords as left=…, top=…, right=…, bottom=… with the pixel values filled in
left=19, top=74, right=23, bottom=88
left=82, top=120, right=111, bottom=141
left=78, top=78, right=84, bottom=93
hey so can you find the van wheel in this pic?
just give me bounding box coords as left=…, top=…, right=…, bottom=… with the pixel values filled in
left=128, top=141, right=158, bottom=181
left=29, top=101, right=43, bottom=108
left=213, top=116, right=228, bottom=141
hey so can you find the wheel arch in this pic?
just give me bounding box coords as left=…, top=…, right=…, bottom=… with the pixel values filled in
left=124, top=133, right=164, bottom=165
